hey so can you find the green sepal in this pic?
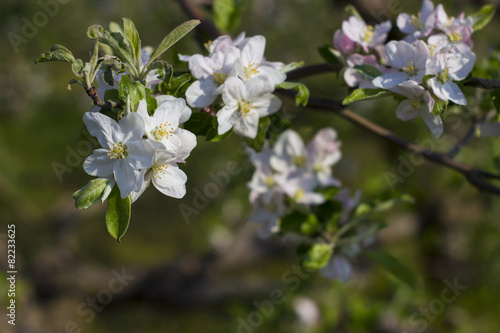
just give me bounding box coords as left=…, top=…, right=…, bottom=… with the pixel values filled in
left=343, top=88, right=393, bottom=105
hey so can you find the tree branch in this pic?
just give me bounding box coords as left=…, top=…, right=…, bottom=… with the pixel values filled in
left=176, top=0, right=222, bottom=40
left=84, top=85, right=122, bottom=110
left=464, top=77, right=500, bottom=90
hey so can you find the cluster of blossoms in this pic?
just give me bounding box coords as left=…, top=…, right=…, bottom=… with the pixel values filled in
left=181, top=33, right=286, bottom=139
left=83, top=97, right=196, bottom=201
left=334, top=0, right=478, bottom=138
left=247, top=128, right=342, bottom=235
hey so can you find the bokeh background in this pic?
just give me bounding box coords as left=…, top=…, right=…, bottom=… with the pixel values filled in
left=1, top=0, right=500, bottom=332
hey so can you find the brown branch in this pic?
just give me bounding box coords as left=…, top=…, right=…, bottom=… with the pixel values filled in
left=277, top=89, right=500, bottom=195
left=285, top=63, right=342, bottom=81
left=176, top=0, right=222, bottom=40
left=84, top=85, right=122, bottom=110
left=464, top=77, right=500, bottom=90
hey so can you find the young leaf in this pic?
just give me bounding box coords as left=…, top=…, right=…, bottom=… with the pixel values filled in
left=87, top=25, right=134, bottom=66
left=72, top=178, right=109, bottom=209
left=302, top=243, right=333, bottom=271
left=344, top=5, right=363, bottom=21
left=147, top=20, right=200, bottom=67
left=276, top=82, right=310, bottom=106
left=123, top=18, right=141, bottom=65
left=244, top=116, right=271, bottom=152
left=343, top=88, right=393, bottom=105
left=280, top=61, right=304, bottom=74
left=364, top=250, right=417, bottom=288
left=354, top=64, right=382, bottom=79
left=317, top=45, right=345, bottom=67
left=105, top=186, right=131, bottom=242
left=34, top=44, right=75, bottom=64
left=118, top=75, right=146, bottom=108
left=432, top=95, right=449, bottom=116
left=213, top=0, right=243, bottom=32
left=470, top=5, right=496, bottom=31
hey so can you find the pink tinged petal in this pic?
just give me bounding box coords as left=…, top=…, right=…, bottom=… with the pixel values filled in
left=421, top=0, right=435, bottom=20
left=223, top=77, right=247, bottom=104
left=389, top=80, right=425, bottom=98
left=234, top=112, right=260, bottom=138
left=245, top=75, right=274, bottom=98
left=126, top=140, right=156, bottom=169
left=436, top=4, right=449, bottom=29
left=480, top=123, right=500, bottom=137
left=186, top=80, right=218, bottom=108
left=119, top=112, right=147, bottom=143
left=114, top=159, right=142, bottom=198
left=396, top=100, right=421, bottom=121
left=217, top=105, right=238, bottom=135
left=83, top=112, right=121, bottom=149
left=83, top=149, right=115, bottom=177
left=344, top=68, right=361, bottom=87
left=252, top=95, right=282, bottom=117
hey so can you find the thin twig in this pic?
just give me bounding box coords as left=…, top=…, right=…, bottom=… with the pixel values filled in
left=464, top=77, right=500, bottom=90
left=84, top=85, right=122, bottom=110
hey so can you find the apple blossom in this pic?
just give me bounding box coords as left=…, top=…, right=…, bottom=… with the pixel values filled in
left=217, top=76, right=282, bottom=138
left=344, top=54, right=381, bottom=88
left=373, top=40, right=430, bottom=88
left=397, top=0, right=436, bottom=43
left=83, top=112, right=155, bottom=198
left=342, top=16, right=391, bottom=53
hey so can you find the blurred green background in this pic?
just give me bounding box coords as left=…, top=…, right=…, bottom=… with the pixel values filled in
left=1, top=0, right=500, bottom=332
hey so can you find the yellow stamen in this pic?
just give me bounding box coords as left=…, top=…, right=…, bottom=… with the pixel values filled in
left=152, top=162, right=169, bottom=180
left=151, top=122, right=174, bottom=141
left=402, top=60, right=418, bottom=77
left=107, top=142, right=127, bottom=160
left=238, top=100, right=255, bottom=117
left=363, top=25, right=374, bottom=43
left=292, top=155, right=306, bottom=167
left=212, top=69, right=228, bottom=85
left=244, top=62, right=260, bottom=79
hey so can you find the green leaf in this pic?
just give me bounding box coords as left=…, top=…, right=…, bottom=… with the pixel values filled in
left=146, top=60, right=173, bottom=83
left=354, top=64, right=382, bottom=79
left=183, top=111, right=214, bottom=136
left=364, top=250, right=417, bottom=288
left=87, top=24, right=134, bottom=66
left=71, top=59, right=85, bottom=78
left=280, top=210, right=319, bottom=235
left=159, top=73, right=194, bottom=97
left=432, top=95, right=449, bottom=116
left=34, top=44, right=75, bottom=64
left=244, top=116, right=271, bottom=152
left=302, top=243, right=333, bottom=271
left=145, top=88, right=158, bottom=114
left=118, top=75, right=146, bottom=109
left=206, top=118, right=233, bottom=142
left=276, top=81, right=310, bottom=106
left=123, top=18, right=141, bottom=66
left=213, top=0, right=243, bottom=32
left=317, top=45, right=345, bottom=67
left=343, top=88, right=393, bottom=105
left=280, top=61, right=304, bottom=73
left=105, top=186, right=131, bottom=242
left=147, top=20, right=200, bottom=67
left=72, top=178, right=109, bottom=209
left=470, top=5, right=496, bottom=31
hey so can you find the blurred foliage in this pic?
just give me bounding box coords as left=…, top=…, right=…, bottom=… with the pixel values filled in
left=1, top=0, right=500, bottom=332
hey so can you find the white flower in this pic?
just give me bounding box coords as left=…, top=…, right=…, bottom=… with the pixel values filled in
left=83, top=112, right=155, bottom=198
left=235, top=35, right=286, bottom=85
left=269, top=129, right=308, bottom=175
left=130, top=99, right=197, bottom=201
left=279, top=173, right=326, bottom=205
left=397, top=0, right=436, bottom=43
left=373, top=40, right=430, bottom=88
left=306, top=128, right=342, bottom=186
left=217, top=76, right=282, bottom=138
left=426, top=44, right=476, bottom=105
left=435, top=5, right=473, bottom=46
left=185, top=47, right=240, bottom=108
left=344, top=54, right=380, bottom=88
left=389, top=81, right=443, bottom=138
left=427, top=34, right=450, bottom=57
left=342, top=16, right=392, bottom=53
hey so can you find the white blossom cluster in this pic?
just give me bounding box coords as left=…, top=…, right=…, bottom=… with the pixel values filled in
left=247, top=128, right=342, bottom=235
left=334, top=0, right=478, bottom=138
left=182, top=33, right=285, bottom=138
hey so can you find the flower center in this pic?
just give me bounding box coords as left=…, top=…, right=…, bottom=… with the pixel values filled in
left=437, top=67, right=450, bottom=84
left=152, top=162, right=169, bottom=180
left=264, top=175, right=275, bottom=186
left=151, top=122, right=174, bottom=141
left=449, top=31, right=462, bottom=42
left=363, top=25, right=374, bottom=43
left=244, top=62, right=260, bottom=80
left=411, top=14, right=424, bottom=31
left=408, top=98, right=422, bottom=109
left=402, top=60, right=418, bottom=77
left=212, top=69, right=228, bottom=85
left=292, top=155, right=306, bottom=167
left=108, top=142, right=128, bottom=160
left=294, top=188, right=305, bottom=201
left=238, top=100, right=255, bottom=117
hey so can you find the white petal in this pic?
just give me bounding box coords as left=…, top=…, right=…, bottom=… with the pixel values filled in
left=188, top=54, right=213, bottom=80
left=395, top=100, right=421, bottom=121
left=245, top=75, right=274, bottom=98
left=421, top=108, right=443, bottom=138
left=186, top=80, right=218, bottom=108
left=119, top=112, right=146, bottom=143
left=114, top=159, right=141, bottom=198
left=223, top=77, right=247, bottom=104
left=217, top=106, right=238, bottom=135
left=252, top=94, right=282, bottom=117
left=442, top=81, right=467, bottom=105
left=83, top=112, right=121, bottom=148
left=240, top=35, right=266, bottom=65
left=233, top=113, right=260, bottom=138
left=372, top=71, right=408, bottom=88
left=174, top=128, right=197, bottom=161
left=83, top=149, right=114, bottom=177
left=258, top=66, right=286, bottom=85
left=126, top=140, right=156, bottom=169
